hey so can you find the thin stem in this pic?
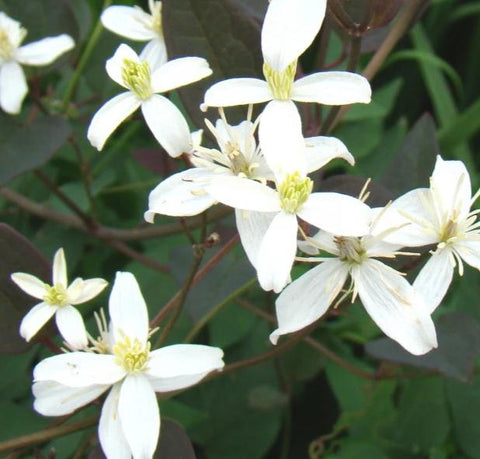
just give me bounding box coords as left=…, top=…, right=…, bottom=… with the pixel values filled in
left=184, top=277, right=257, bottom=343
left=0, top=416, right=98, bottom=454
left=325, top=0, right=427, bottom=133
left=150, top=234, right=239, bottom=329
left=34, top=170, right=97, bottom=229
left=62, top=0, right=113, bottom=112
left=154, top=246, right=204, bottom=348
left=236, top=297, right=376, bottom=380
left=0, top=187, right=231, bottom=240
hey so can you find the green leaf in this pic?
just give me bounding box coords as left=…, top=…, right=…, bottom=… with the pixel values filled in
left=380, top=113, right=438, bottom=196
left=0, top=114, right=72, bottom=186
left=162, top=0, right=263, bottom=127
left=439, top=96, right=480, bottom=152
left=0, top=224, right=51, bottom=354
left=365, top=312, right=480, bottom=382
left=392, top=378, right=450, bottom=452
left=446, top=375, right=480, bottom=459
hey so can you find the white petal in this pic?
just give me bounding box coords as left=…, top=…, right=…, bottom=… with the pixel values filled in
left=33, top=381, right=109, bottom=416
left=259, top=99, right=306, bottom=179
left=257, top=211, right=298, bottom=293
left=33, top=352, right=124, bottom=387
left=99, top=384, right=132, bottom=459
left=304, top=136, right=354, bottom=174
left=305, top=230, right=339, bottom=255
left=0, top=61, right=27, bottom=114
left=353, top=259, right=437, bottom=355
left=292, top=71, right=371, bottom=105
left=140, top=37, right=167, bottom=70
left=69, top=278, right=108, bottom=304
left=10, top=272, right=46, bottom=299
left=235, top=209, right=276, bottom=269
left=147, top=344, right=224, bottom=392
left=261, top=0, right=326, bottom=72
left=109, top=272, right=149, bottom=346
left=141, top=94, right=191, bottom=157
left=205, top=175, right=280, bottom=212
left=270, top=259, right=348, bottom=344
left=105, top=43, right=141, bottom=88
left=87, top=92, right=140, bottom=151
left=455, top=237, right=480, bottom=271
left=52, top=248, right=68, bottom=287
left=413, top=249, right=454, bottom=314
left=378, top=188, right=439, bottom=247
left=101, top=5, right=157, bottom=41
left=431, top=155, right=472, bottom=220
left=15, top=35, right=74, bottom=66
left=20, top=302, right=57, bottom=342
left=55, top=306, right=88, bottom=350
left=119, top=375, right=160, bottom=459
left=298, top=193, right=371, bottom=236
left=146, top=168, right=217, bottom=220
left=203, top=78, right=272, bottom=108
left=151, top=57, right=212, bottom=93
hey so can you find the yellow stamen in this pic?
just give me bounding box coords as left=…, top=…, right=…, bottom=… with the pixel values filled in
left=121, top=59, right=152, bottom=100
left=113, top=335, right=150, bottom=373
left=278, top=171, right=312, bottom=213
left=263, top=60, right=297, bottom=100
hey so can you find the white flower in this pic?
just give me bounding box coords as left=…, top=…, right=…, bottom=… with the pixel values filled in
left=32, top=272, right=225, bottom=459
left=145, top=114, right=271, bottom=221
left=11, top=248, right=107, bottom=350
left=270, top=207, right=438, bottom=356
left=87, top=43, right=212, bottom=155
left=382, top=155, right=480, bottom=313
left=101, top=0, right=167, bottom=70
left=0, top=12, right=74, bottom=114
left=202, top=0, right=371, bottom=135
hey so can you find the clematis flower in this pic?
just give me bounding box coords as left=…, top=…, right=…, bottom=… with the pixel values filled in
left=145, top=113, right=271, bottom=221
left=202, top=0, right=371, bottom=137
left=0, top=11, right=74, bottom=114
left=11, top=248, right=107, bottom=350
left=32, top=271, right=225, bottom=459
left=87, top=43, right=212, bottom=156
left=101, top=0, right=167, bottom=70
left=382, top=155, right=480, bottom=313
left=270, top=207, right=438, bottom=356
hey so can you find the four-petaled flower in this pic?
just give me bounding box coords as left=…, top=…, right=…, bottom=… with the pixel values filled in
left=101, top=0, right=167, bottom=70
left=203, top=0, right=371, bottom=142
left=0, top=11, right=74, bottom=114
left=32, top=272, right=225, bottom=459
left=384, top=155, right=480, bottom=313
left=271, top=207, right=438, bottom=356
left=11, top=248, right=107, bottom=350
left=87, top=43, right=212, bottom=156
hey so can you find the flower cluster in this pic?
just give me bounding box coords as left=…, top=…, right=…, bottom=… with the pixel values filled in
left=5, top=0, right=480, bottom=457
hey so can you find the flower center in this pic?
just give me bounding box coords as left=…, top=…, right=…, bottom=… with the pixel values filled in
left=0, top=28, right=14, bottom=60
left=439, top=218, right=459, bottom=245
left=149, top=0, right=163, bottom=35
left=263, top=60, right=297, bottom=100
left=278, top=171, right=312, bottom=213
left=113, top=335, right=150, bottom=373
left=225, top=141, right=253, bottom=177
left=43, top=284, right=69, bottom=306
left=121, top=59, right=152, bottom=100
left=334, top=236, right=366, bottom=264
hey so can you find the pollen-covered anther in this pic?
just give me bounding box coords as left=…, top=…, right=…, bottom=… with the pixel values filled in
left=121, top=59, right=152, bottom=100
left=113, top=335, right=150, bottom=373
left=149, top=0, right=163, bottom=35
left=334, top=236, right=366, bottom=264
left=0, top=28, right=17, bottom=60
left=43, top=284, right=69, bottom=306
left=278, top=171, right=313, bottom=213
left=263, top=60, right=297, bottom=100
left=225, top=142, right=251, bottom=176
